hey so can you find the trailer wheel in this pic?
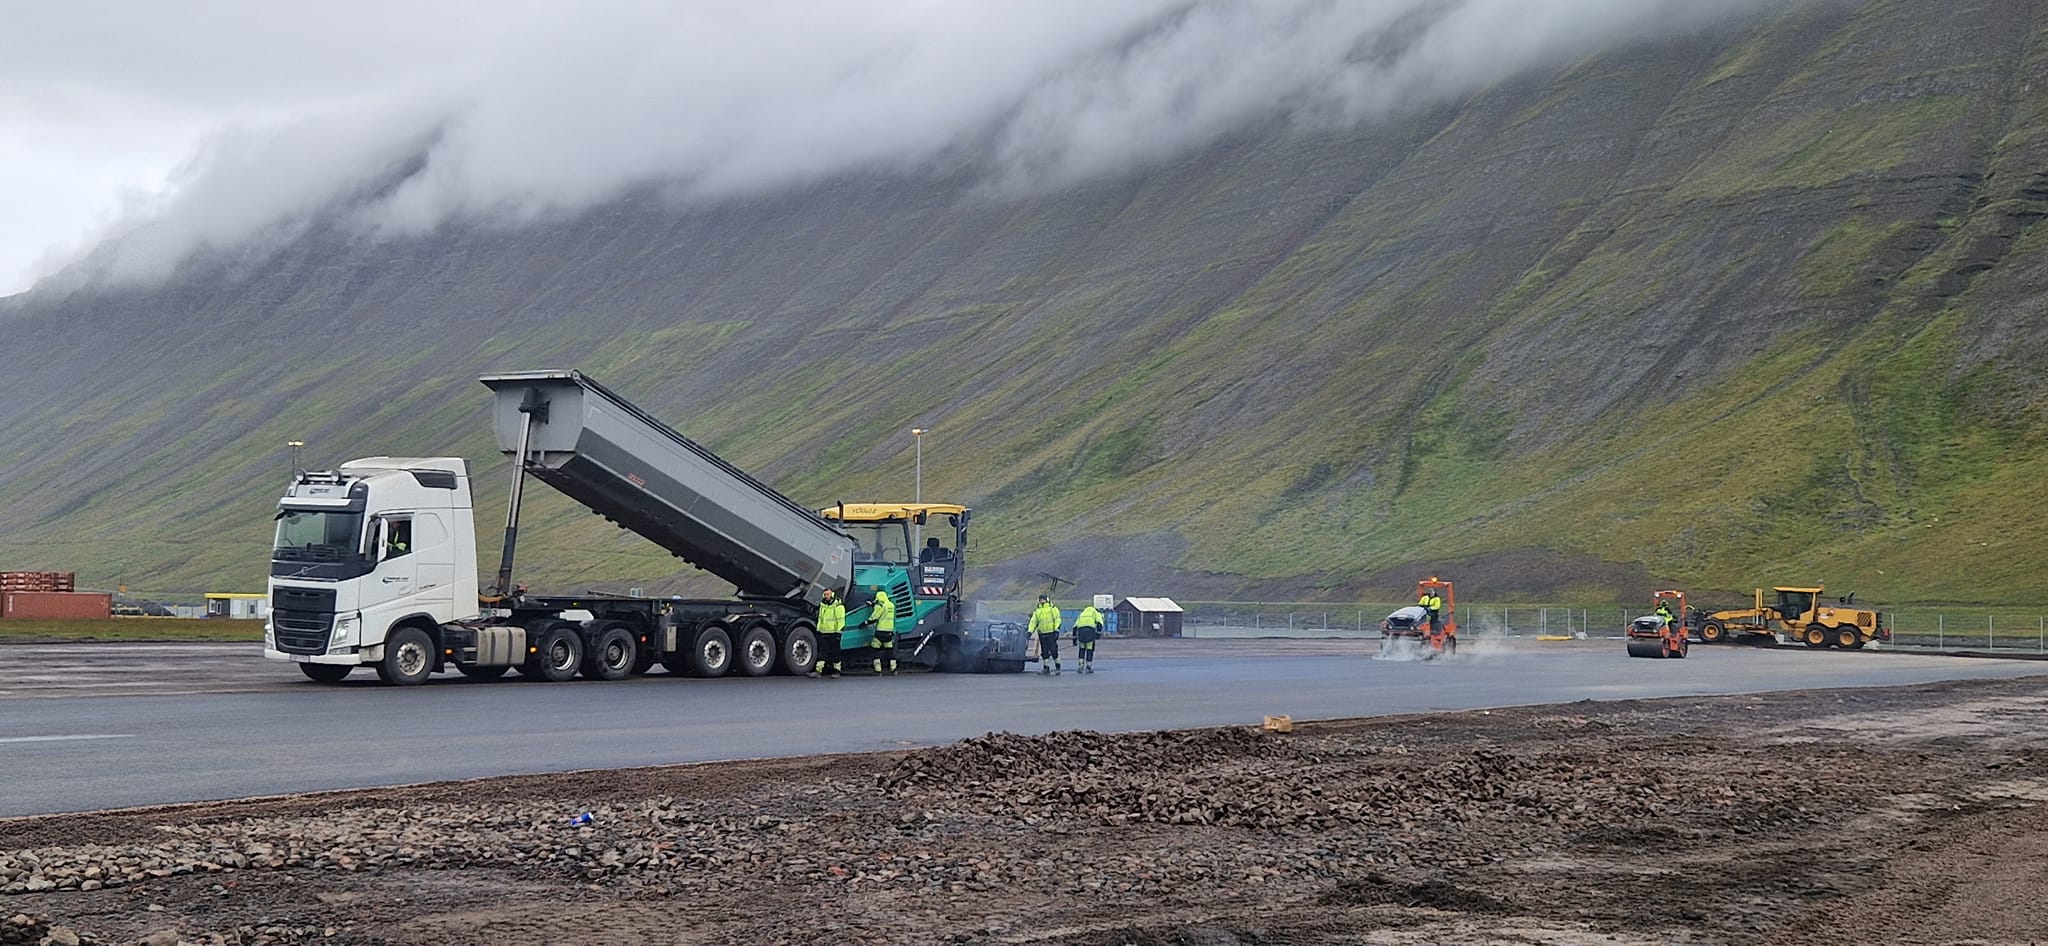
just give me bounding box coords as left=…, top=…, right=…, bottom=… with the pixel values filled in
left=736, top=623, right=776, bottom=676
left=1803, top=625, right=1829, bottom=648
left=456, top=664, right=509, bottom=681
left=630, top=635, right=659, bottom=675
left=689, top=624, right=733, bottom=677
left=780, top=626, right=818, bottom=675
left=528, top=623, right=583, bottom=682
left=582, top=623, right=637, bottom=681
left=299, top=663, right=352, bottom=684
left=1700, top=621, right=1727, bottom=644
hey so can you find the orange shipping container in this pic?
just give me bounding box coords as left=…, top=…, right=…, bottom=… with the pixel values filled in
left=2, top=591, right=112, bottom=620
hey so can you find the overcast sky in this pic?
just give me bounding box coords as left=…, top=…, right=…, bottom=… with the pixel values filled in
left=0, top=0, right=1803, bottom=297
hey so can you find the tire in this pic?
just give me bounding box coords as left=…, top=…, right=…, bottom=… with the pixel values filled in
left=736, top=623, right=777, bottom=677
left=1803, top=625, right=1829, bottom=648
left=780, top=625, right=818, bottom=675
left=1700, top=621, right=1727, bottom=644
left=630, top=631, right=660, bottom=675
left=300, top=663, right=352, bottom=684
left=376, top=626, right=436, bottom=686
left=582, top=622, right=637, bottom=681
left=1833, top=626, right=1861, bottom=649
left=689, top=624, right=734, bottom=677
left=1442, top=636, right=1458, bottom=656
left=456, top=663, right=509, bottom=681
left=526, top=622, right=583, bottom=682
left=1673, top=639, right=1688, bottom=659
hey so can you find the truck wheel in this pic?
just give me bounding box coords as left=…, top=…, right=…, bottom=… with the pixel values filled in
left=630, top=634, right=659, bottom=675
left=528, top=623, right=583, bottom=682
left=1833, top=626, right=1861, bottom=649
left=582, top=623, right=637, bottom=681
left=300, top=663, right=352, bottom=684
left=457, top=664, right=509, bottom=681
left=689, top=625, right=733, bottom=677
left=1700, top=621, right=1727, bottom=643
left=376, top=627, right=436, bottom=686
left=1803, top=625, right=1829, bottom=648
left=736, top=623, right=776, bottom=677
left=780, top=626, right=818, bottom=675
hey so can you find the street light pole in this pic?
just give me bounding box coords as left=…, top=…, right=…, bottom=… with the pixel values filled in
left=910, top=427, right=927, bottom=555
left=911, top=427, right=925, bottom=503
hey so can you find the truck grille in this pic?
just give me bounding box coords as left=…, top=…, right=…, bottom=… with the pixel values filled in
left=272, top=587, right=337, bottom=655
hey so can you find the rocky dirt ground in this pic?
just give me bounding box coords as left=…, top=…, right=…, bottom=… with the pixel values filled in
left=3, top=675, right=2046, bottom=945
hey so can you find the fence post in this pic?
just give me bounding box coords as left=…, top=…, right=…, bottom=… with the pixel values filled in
left=1989, top=614, right=1995, bottom=651
left=1938, top=613, right=1944, bottom=649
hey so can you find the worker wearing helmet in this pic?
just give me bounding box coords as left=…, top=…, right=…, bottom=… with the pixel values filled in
left=1654, top=600, right=1674, bottom=626
left=1029, top=594, right=1063, bottom=676
left=1072, top=599, right=1105, bottom=674
left=869, top=584, right=898, bottom=676
left=811, top=588, right=846, bottom=679
left=1418, top=588, right=1445, bottom=634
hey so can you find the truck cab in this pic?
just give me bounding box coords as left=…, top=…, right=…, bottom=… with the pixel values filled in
left=266, top=458, right=476, bottom=679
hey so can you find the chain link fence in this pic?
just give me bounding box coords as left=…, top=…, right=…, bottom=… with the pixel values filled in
left=1175, top=601, right=2048, bottom=653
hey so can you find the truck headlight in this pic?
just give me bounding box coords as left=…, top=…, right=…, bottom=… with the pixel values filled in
left=331, top=614, right=360, bottom=650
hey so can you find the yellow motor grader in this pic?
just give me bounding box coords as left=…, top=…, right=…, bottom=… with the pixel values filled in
left=1695, top=585, right=1887, bottom=649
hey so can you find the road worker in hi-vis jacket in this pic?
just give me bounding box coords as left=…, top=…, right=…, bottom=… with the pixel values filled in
left=1029, top=595, right=1063, bottom=676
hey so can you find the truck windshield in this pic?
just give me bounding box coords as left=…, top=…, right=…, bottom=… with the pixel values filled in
left=274, top=509, right=365, bottom=562
left=846, top=522, right=909, bottom=564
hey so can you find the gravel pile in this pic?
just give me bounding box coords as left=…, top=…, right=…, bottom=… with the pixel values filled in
left=3, top=694, right=2000, bottom=946
left=1, top=725, right=1872, bottom=899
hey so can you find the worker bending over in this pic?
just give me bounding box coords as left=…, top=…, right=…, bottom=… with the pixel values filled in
left=1072, top=600, right=1105, bottom=674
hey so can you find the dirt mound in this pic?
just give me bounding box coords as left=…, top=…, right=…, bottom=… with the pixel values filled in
left=1320, top=871, right=1518, bottom=914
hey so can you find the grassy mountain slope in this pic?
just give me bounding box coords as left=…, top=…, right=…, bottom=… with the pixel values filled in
left=4, top=0, right=2046, bottom=606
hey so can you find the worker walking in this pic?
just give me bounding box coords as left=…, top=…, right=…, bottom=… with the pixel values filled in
left=1030, top=594, right=1063, bottom=676
left=811, top=588, right=845, bottom=678
left=1419, top=588, right=1444, bottom=634
left=869, top=584, right=898, bottom=676
left=1072, top=600, right=1105, bottom=674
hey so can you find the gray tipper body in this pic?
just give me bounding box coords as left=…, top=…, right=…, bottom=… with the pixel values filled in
left=480, top=370, right=853, bottom=604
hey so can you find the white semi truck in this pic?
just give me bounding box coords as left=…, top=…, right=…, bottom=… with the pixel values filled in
left=263, top=369, right=1027, bottom=685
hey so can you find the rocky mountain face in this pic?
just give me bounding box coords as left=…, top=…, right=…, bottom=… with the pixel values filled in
left=4, top=0, right=2046, bottom=604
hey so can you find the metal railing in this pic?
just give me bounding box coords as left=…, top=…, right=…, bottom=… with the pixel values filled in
left=1171, top=602, right=2048, bottom=653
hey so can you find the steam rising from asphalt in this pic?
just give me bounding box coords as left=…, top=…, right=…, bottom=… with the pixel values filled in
left=19, top=0, right=1801, bottom=289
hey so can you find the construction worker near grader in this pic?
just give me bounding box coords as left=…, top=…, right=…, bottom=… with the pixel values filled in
left=811, top=588, right=846, bottom=678
left=1029, top=594, right=1064, bottom=676
left=1419, top=588, right=1445, bottom=634
left=869, top=584, right=899, bottom=676
left=1072, top=600, right=1105, bottom=674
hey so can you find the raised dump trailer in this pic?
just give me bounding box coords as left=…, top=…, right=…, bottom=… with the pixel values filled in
left=480, top=370, right=852, bottom=603
left=264, top=369, right=1026, bottom=685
